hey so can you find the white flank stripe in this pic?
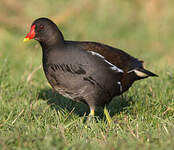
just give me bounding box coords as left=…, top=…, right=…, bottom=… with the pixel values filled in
left=117, top=81, right=122, bottom=92
left=89, top=51, right=104, bottom=59
left=104, top=59, right=123, bottom=72
left=88, top=51, right=123, bottom=73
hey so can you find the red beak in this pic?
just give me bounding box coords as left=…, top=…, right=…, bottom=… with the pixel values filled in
left=24, top=25, right=36, bottom=42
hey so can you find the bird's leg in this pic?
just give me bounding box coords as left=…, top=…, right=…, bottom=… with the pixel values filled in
left=88, top=108, right=95, bottom=122
left=89, top=109, right=95, bottom=116
left=104, top=106, right=112, bottom=125
left=85, top=108, right=95, bottom=126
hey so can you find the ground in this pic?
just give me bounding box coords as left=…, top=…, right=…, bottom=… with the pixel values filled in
left=0, top=0, right=174, bottom=149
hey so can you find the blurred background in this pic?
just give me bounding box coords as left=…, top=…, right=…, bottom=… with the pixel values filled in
left=0, top=1, right=174, bottom=149
left=0, top=0, right=173, bottom=82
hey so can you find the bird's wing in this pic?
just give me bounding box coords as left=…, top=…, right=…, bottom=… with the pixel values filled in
left=75, top=41, right=143, bottom=72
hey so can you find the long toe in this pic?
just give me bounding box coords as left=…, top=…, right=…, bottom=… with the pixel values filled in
left=84, top=113, right=96, bottom=128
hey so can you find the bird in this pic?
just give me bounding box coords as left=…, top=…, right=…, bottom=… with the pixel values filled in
left=24, top=17, right=158, bottom=124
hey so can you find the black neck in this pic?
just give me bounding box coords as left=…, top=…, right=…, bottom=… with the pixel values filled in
left=39, top=27, right=65, bottom=51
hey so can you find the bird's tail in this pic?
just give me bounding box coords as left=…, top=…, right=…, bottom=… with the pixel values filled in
left=134, top=68, right=158, bottom=78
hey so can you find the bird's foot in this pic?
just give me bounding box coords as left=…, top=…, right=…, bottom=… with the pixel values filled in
left=84, top=109, right=96, bottom=128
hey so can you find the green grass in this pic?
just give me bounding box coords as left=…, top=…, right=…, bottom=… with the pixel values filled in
left=0, top=0, right=174, bottom=149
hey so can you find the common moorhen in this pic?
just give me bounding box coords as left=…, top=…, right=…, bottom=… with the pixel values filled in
left=24, top=18, right=158, bottom=124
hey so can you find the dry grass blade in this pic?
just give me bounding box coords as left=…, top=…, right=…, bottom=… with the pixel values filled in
left=64, top=107, right=75, bottom=122
left=12, top=109, right=24, bottom=125
left=163, top=124, right=169, bottom=135
left=27, top=65, right=42, bottom=83
left=101, top=130, right=107, bottom=143
left=125, top=116, right=139, bottom=140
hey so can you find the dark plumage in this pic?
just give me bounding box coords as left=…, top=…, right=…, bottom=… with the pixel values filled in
left=24, top=18, right=158, bottom=123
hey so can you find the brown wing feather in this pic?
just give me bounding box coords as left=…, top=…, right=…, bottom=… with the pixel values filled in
left=75, top=41, right=143, bottom=72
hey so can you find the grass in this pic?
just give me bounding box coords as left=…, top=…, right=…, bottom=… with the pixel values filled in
left=0, top=0, right=174, bottom=149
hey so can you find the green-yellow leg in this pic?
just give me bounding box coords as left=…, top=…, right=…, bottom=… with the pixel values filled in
left=89, top=109, right=95, bottom=116
left=104, top=106, right=112, bottom=125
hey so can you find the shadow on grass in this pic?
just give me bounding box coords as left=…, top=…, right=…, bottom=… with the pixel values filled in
left=38, top=88, right=135, bottom=120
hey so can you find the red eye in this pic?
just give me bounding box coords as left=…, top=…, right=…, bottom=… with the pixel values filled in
left=40, top=25, right=44, bottom=30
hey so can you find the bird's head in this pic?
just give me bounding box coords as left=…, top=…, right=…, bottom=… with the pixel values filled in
left=24, top=18, right=64, bottom=45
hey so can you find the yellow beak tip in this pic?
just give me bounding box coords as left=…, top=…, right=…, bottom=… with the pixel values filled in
left=23, top=37, right=30, bottom=42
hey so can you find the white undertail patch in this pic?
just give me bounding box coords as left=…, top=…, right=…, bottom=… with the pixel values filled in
left=128, top=69, right=148, bottom=77
left=134, top=70, right=148, bottom=77
left=88, top=51, right=123, bottom=73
